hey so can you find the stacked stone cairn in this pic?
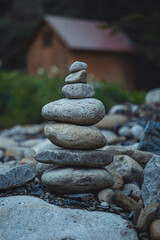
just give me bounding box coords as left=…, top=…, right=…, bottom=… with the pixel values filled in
left=35, top=61, right=114, bottom=194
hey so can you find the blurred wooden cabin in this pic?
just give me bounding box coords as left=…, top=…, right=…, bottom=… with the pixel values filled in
left=26, top=15, right=135, bottom=88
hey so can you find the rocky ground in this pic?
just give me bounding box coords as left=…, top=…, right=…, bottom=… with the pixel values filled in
left=0, top=87, right=160, bottom=240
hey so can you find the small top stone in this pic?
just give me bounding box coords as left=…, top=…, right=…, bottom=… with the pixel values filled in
left=65, top=70, right=87, bottom=84
left=69, top=61, right=88, bottom=73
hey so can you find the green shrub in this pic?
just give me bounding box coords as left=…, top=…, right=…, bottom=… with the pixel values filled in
left=0, top=70, right=145, bottom=130
left=89, top=81, right=145, bottom=111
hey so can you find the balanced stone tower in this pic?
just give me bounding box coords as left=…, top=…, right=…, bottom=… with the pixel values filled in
left=35, top=61, right=114, bottom=193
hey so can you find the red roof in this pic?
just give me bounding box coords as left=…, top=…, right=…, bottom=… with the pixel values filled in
left=44, top=15, right=134, bottom=52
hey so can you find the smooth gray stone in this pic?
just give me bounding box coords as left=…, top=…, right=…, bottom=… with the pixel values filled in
left=0, top=161, right=17, bottom=173
left=138, top=121, right=160, bottom=154
left=42, top=98, right=105, bottom=125
left=0, top=136, right=18, bottom=150
left=0, top=165, right=35, bottom=190
left=62, top=83, right=95, bottom=99
left=142, top=155, right=160, bottom=217
left=36, top=162, right=58, bottom=179
left=65, top=70, right=87, bottom=84
left=106, top=155, right=144, bottom=187
left=0, top=196, right=138, bottom=240
left=69, top=61, right=88, bottom=73
left=35, top=148, right=112, bottom=167
left=41, top=167, right=114, bottom=193
left=44, top=123, right=106, bottom=150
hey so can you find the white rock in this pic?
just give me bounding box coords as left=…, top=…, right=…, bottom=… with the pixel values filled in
left=145, top=88, right=160, bottom=105
left=42, top=98, right=105, bottom=125
left=118, top=126, right=132, bottom=137
left=131, top=125, right=144, bottom=140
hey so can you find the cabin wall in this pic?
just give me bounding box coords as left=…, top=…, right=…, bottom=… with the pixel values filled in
left=69, top=50, right=135, bottom=88
left=26, top=23, right=134, bottom=88
left=26, top=23, right=70, bottom=75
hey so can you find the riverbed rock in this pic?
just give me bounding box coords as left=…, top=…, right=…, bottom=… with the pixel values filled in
left=0, top=136, right=18, bottom=150
left=19, top=157, right=38, bottom=173
left=109, top=104, right=130, bottom=115
left=131, top=125, right=144, bottom=140
left=122, top=183, right=141, bottom=201
left=35, top=148, right=112, bottom=167
left=118, top=126, right=132, bottom=137
left=44, top=123, right=106, bottom=150
left=142, top=155, right=160, bottom=216
left=0, top=160, right=17, bottom=173
left=137, top=202, right=159, bottom=232
left=36, top=162, right=58, bottom=179
left=111, top=173, right=124, bottom=190
left=98, top=188, right=114, bottom=203
left=62, top=83, right=95, bottom=99
left=0, top=195, right=138, bottom=240
left=95, top=114, right=129, bottom=129
left=113, top=193, right=142, bottom=212
left=103, top=145, right=154, bottom=166
left=150, top=219, right=160, bottom=240
left=41, top=167, right=114, bottom=193
left=42, top=98, right=105, bottom=125
left=100, top=130, right=123, bottom=144
left=138, top=121, right=160, bottom=153
left=65, top=70, right=87, bottom=84
left=106, top=155, right=144, bottom=186
left=5, top=147, right=35, bottom=161
left=0, top=165, right=35, bottom=190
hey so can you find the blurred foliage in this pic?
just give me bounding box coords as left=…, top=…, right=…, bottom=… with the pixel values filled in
left=102, top=2, right=160, bottom=66
left=0, top=69, right=145, bottom=130
left=89, top=81, right=145, bottom=111
left=0, top=16, right=37, bottom=69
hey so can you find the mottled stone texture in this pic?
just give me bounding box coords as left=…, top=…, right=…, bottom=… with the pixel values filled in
left=138, top=121, right=160, bottom=153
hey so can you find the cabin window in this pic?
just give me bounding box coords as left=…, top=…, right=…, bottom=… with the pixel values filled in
left=42, top=31, right=53, bottom=47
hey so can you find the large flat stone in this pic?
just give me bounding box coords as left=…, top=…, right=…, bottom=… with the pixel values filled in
left=41, top=98, right=105, bottom=125
left=138, top=121, right=160, bottom=153
left=62, top=83, right=95, bottom=99
left=44, top=123, right=106, bottom=150
left=0, top=196, right=138, bottom=240
left=41, top=167, right=114, bottom=193
left=35, top=148, right=112, bottom=167
left=0, top=165, right=35, bottom=190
